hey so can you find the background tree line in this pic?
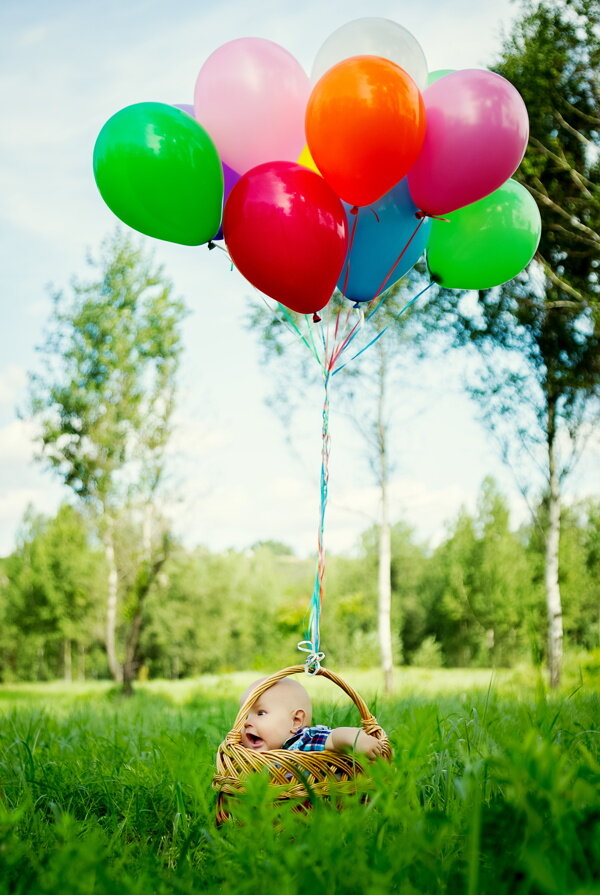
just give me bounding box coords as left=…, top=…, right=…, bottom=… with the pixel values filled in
left=1, top=476, right=598, bottom=682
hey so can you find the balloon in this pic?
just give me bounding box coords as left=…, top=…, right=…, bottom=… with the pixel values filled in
left=426, top=179, right=541, bottom=289
left=297, top=144, right=320, bottom=175
left=426, top=69, right=454, bottom=86
left=306, top=56, right=426, bottom=207
left=338, top=179, right=432, bottom=302
left=212, top=162, right=241, bottom=241
left=93, top=102, right=224, bottom=246
left=311, top=17, right=428, bottom=89
left=223, top=161, right=348, bottom=315
left=194, top=38, right=310, bottom=174
left=407, top=69, right=529, bottom=216
left=173, top=103, right=196, bottom=117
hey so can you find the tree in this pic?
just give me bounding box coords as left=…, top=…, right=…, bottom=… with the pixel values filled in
left=1, top=505, right=102, bottom=681
left=423, top=479, right=534, bottom=667
left=27, top=230, right=187, bottom=691
left=432, top=0, right=599, bottom=686
left=246, top=276, right=431, bottom=691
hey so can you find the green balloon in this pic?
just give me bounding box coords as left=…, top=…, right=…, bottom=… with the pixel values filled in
left=426, top=179, right=542, bottom=289
left=93, top=102, right=224, bottom=246
left=426, top=69, right=455, bottom=86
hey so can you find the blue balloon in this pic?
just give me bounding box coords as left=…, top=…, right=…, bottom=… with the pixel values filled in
left=337, top=179, right=432, bottom=303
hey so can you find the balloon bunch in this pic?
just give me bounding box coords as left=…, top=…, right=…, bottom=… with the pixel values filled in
left=93, top=16, right=542, bottom=319
left=92, top=18, right=543, bottom=673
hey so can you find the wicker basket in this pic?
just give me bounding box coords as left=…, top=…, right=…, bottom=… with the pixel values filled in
left=213, top=664, right=392, bottom=823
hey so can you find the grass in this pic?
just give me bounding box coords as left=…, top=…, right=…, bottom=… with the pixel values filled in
left=0, top=666, right=598, bottom=894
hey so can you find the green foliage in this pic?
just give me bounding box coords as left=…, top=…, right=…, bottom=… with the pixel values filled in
left=3, top=480, right=600, bottom=682
left=28, top=229, right=187, bottom=509
left=0, top=505, right=104, bottom=681
left=0, top=679, right=597, bottom=894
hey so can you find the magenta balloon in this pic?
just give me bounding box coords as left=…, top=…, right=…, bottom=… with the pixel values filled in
left=194, top=38, right=310, bottom=174
left=407, top=69, right=529, bottom=216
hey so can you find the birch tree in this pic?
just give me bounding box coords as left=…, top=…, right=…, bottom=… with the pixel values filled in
left=28, top=230, right=186, bottom=691
left=433, top=0, right=599, bottom=686
left=246, top=278, right=429, bottom=692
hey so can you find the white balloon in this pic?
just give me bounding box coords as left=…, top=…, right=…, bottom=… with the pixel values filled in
left=311, top=17, right=428, bottom=90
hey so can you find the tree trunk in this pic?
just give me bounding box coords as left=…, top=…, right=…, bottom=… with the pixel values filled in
left=63, top=638, right=72, bottom=682
left=378, top=495, right=394, bottom=694
left=121, top=546, right=169, bottom=695
left=545, top=401, right=563, bottom=688
left=122, top=604, right=144, bottom=696
left=376, top=346, right=394, bottom=694
left=103, top=515, right=123, bottom=683
left=77, top=642, right=86, bottom=681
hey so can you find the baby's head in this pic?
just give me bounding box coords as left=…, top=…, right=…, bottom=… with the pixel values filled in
left=240, top=678, right=313, bottom=752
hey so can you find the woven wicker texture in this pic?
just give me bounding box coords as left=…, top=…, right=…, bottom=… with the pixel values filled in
left=213, top=664, right=392, bottom=823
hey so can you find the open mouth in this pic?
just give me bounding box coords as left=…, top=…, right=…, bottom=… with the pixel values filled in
left=244, top=732, right=265, bottom=750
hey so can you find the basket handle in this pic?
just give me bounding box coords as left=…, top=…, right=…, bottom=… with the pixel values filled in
left=227, top=665, right=381, bottom=744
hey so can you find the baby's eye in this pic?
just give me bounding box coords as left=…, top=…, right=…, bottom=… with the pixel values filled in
left=257, top=710, right=266, bottom=716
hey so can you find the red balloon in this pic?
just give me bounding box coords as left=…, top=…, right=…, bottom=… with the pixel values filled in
left=223, top=162, right=348, bottom=315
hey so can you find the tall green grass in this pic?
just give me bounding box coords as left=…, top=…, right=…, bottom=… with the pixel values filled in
left=0, top=671, right=598, bottom=894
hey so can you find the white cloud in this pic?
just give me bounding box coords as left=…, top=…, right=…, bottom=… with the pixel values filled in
left=0, top=417, right=37, bottom=463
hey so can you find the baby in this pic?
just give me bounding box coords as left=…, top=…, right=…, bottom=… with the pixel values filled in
left=240, top=677, right=385, bottom=758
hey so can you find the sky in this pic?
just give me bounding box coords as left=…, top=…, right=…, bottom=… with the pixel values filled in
left=0, top=0, right=597, bottom=560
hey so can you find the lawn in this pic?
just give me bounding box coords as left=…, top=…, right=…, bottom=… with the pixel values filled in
left=0, top=664, right=598, bottom=894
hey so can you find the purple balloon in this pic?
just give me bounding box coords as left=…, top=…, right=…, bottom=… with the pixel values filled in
left=213, top=162, right=240, bottom=241
left=173, top=103, right=196, bottom=118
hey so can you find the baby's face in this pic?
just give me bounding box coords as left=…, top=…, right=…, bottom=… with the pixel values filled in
left=241, top=687, right=296, bottom=752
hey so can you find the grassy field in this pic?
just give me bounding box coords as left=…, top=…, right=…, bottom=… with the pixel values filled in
left=1, top=664, right=598, bottom=894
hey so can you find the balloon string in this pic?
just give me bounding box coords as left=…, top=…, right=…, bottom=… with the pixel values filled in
left=339, top=207, right=360, bottom=300
left=371, top=216, right=426, bottom=299
left=326, top=217, right=428, bottom=367
left=332, top=281, right=436, bottom=376
left=327, top=308, right=365, bottom=371
left=303, top=310, right=325, bottom=368
left=299, top=370, right=331, bottom=672
left=272, top=301, right=323, bottom=369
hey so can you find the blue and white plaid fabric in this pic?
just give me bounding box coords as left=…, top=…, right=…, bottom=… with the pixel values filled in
left=283, top=725, right=331, bottom=752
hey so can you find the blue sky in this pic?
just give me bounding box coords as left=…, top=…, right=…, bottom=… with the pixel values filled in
left=1, top=0, right=597, bottom=558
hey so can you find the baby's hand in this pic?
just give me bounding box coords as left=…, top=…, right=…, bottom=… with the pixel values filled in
left=356, top=731, right=385, bottom=758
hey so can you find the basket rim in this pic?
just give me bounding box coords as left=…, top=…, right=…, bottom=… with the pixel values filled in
left=230, top=664, right=377, bottom=738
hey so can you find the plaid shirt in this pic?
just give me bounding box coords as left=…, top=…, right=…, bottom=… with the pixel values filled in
left=283, top=725, right=331, bottom=752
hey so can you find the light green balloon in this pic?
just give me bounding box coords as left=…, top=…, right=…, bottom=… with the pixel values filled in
left=426, top=69, right=455, bottom=86
left=426, top=179, right=542, bottom=289
left=93, top=102, right=224, bottom=246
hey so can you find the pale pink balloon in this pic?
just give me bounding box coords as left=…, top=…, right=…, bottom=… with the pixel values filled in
left=194, top=38, right=310, bottom=175
left=407, top=69, right=529, bottom=216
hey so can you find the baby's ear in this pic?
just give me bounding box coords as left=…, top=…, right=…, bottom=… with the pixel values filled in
left=291, top=708, right=306, bottom=732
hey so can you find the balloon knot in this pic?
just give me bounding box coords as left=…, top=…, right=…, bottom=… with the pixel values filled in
left=415, top=210, right=427, bottom=220
left=207, top=241, right=216, bottom=250
left=350, top=206, right=359, bottom=216
left=353, top=302, right=360, bottom=308
left=312, top=312, right=321, bottom=323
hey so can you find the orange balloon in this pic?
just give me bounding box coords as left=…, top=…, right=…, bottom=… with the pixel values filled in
left=306, top=55, right=426, bottom=207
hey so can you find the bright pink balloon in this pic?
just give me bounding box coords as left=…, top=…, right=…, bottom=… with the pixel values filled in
left=407, top=69, right=529, bottom=216
left=223, top=162, right=348, bottom=315
left=194, top=38, right=310, bottom=175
